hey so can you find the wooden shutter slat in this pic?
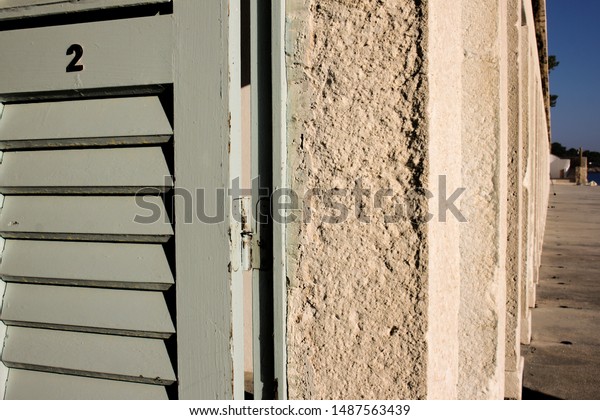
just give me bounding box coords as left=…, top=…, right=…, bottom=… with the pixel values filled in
left=0, top=196, right=173, bottom=242
left=4, top=369, right=168, bottom=400
left=0, top=240, right=174, bottom=290
left=0, top=1, right=171, bottom=21
left=1, top=283, right=175, bottom=338
left=2, top=327, right=177, bottom=385
left=0, top=97, right=172, bottom=149
left=0, top=147, right=173, bottom=194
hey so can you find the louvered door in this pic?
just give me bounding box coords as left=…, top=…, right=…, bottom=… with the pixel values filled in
left=0, top=95, right=176, bottom=399
left=0, top=0, right=243, bottom=400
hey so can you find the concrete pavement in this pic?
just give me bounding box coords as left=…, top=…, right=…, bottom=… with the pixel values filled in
left=523, top=183, right=600, bottom=399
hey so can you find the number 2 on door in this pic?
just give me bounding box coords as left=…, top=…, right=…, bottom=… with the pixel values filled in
left=66, top=44, right=84, bottom=73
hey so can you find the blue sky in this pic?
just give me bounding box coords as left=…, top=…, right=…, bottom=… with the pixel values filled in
left=546, top=0, right=600, bottom=151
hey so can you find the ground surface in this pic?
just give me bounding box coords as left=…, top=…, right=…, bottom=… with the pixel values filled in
left=523, top=183, right=600, bottom=399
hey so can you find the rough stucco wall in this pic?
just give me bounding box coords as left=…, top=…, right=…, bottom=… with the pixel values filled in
left=286, top=0, right=428, bottom=399
left=504, top=0, right=524, bottom=399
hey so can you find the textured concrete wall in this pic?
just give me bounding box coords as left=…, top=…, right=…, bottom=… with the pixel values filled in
left=285, top=0, right=428, bottom=399
left=504, top=0, right=524, bottom=400
left=521, top=0, right=551, bottom=350
left=506, top=1, right=551, bottom=397
left=284, top=0, right=551, bottom=400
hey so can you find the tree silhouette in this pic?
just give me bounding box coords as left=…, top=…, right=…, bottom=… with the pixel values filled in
left=549, top=55, right=559, bottom=108
left=548, top=55, right=560, bottom=72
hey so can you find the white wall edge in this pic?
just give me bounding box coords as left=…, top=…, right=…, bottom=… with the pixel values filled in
left=426, top=0, right=463, bottom=400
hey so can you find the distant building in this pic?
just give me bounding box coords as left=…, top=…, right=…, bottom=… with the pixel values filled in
left=550, top=154, right=571, bottom=179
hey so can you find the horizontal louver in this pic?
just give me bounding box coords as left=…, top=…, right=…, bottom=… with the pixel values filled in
left=0, top=97, right=172, bottom=150
left=0, top=196, right=173, bottom=242
left=2, top=327, right=176, bottom=385
left=0, top=147, right=173, bottom=194
left=0, top=240, right=174, bottom=290
left=0, top=1, right=171, bottom=21
left=1, top=283, right=175, bottom=338
left=5, top=369, right=168, bottom=400
left=0, top=94, right=177, bottom=399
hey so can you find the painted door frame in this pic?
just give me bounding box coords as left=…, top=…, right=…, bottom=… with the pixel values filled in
left=173, top=0, right=244, bottom=399
left=250, top=0, right=287, bottom=400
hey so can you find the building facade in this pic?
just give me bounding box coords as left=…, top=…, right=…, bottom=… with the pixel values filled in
left=0, top=0, right=550, bottom=400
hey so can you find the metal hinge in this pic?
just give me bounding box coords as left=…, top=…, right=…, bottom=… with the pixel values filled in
left=239, top=196, right=265, bottom=271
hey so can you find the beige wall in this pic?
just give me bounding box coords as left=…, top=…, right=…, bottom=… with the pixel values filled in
left=427, top=0, right=462, bottom=400
left=285, top=0, right=429, bottom=399
left=284, top=0, right=551, bottom=399
left=505, top=0, right=525, bottom=400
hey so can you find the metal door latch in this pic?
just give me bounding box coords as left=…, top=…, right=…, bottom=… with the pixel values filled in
left=239, top=195, right=269, bottom=271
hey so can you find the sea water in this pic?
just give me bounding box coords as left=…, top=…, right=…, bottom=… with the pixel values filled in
left=588, top=172, right=600, bottom=184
